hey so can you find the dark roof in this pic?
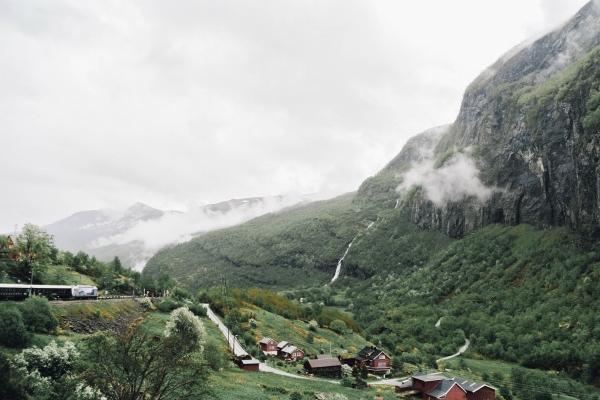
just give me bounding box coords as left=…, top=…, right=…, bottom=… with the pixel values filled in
left=357, top=346, right=389, bottom=361
left=259, top=337, right=276, bottom=345
left=449, top=377, right=495, bottom=392
left=414, top=374, right=495, bottom=396
left=306, top=358, right=342, bottom=368
left=277, top=341, right=289, bottom=349
left=413, top=373, right=447, bottom=382
left=281, top=345, right=302, bottom=354
left=425, top=381, right=465, bottom=398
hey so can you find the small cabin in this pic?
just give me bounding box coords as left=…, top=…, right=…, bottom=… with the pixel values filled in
left=355, top=346, right=392, bottom=375
left=236, top=355, right=260, bottom=372
left=279, top=345, right=305, bottom=362
left=258, top=337, right=278, bottom=356
left=304, top=357, right=342, bottom=378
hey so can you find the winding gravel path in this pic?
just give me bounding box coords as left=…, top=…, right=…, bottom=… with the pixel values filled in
left=436, top=338, right=470, bottom=363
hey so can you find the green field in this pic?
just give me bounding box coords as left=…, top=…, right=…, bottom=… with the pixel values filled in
left=44, top=264, right=97, bottom=286
left=208, top=369, right=397, bottom=400
left=247, top=306, right=370, bottom=358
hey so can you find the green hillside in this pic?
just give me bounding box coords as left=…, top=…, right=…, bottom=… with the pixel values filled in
left=145, top=193, right=370, bottom=289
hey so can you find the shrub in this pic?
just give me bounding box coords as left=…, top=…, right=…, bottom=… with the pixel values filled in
left=290, top=392, right=303, bottom=400
left=0, top=352, right=27, bottom=399
left=13, top=340, right=79, bottom=380
left=329, top=319, right=347, bottom=334
left=136, top=297, right=155, bottom=311
left=340, top=375, right=354, bottom=387
left=157, top=298, right=180, bottom=313
left=171, top=287, right=191, bottom=301
left=0, top=307, right=29, bottom=347
left=19, top=296, right=58, bottom=333
left=204, top=339, right=227, bottom=371
left=188, top=303, right=207, bottom=317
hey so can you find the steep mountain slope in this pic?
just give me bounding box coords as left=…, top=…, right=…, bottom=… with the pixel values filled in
left=352, top=224, right=600, bottom=387
left=357, top=1, right=600, bottom=238
left=146, top=3, right=600, bottom=285
left=145, top=194, right=366, bottom=288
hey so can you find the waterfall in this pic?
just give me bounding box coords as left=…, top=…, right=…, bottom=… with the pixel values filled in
left=394, top=198, right=400, bottom=209
left=330, top=220, right=375, bottom=284
left=331, top=240, right=354, bottom=283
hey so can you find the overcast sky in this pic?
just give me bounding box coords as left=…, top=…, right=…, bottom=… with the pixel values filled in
left=0, top=0, right=589, bottom=228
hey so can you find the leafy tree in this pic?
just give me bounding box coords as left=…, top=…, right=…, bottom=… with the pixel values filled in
left=0, top=352, right=27, bottom=399
left=16, top=224, right=54, bottom=282
left=112, top=256, right=123, bottom=274
left=81, top=308, right=209, bottom=399
left=19, top=296, right=58, bottom=333
left=0, top=307, right=29, bottom=347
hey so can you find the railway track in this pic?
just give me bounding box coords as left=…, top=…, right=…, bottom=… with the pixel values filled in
left=49, top=296, right=161, bottom=306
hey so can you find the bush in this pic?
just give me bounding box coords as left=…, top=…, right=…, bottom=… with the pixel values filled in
left=204, top=339, right=227, bottom=371
left=171, top=287, right=191, bottom=301
left=341, top=375, right=354, bottom=387
left=0, top=307, right=29, bottom=347
left=0, top=352, right=27, bottom=399
left=136, top=297, right=155, bottom=311
left=330, top=319, right=347, bottom=334
left=290, top=392, right=303, bottom=400
left=19, top=296, right=58, bottom=333
left=13, top=340, right=79, bottom=380
left=188, top=303, right=207, bottom=317
left=157, top=298, right=181, bottom=313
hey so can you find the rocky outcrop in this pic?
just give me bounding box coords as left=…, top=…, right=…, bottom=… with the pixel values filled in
left=380, top=1, right=600, bottom=238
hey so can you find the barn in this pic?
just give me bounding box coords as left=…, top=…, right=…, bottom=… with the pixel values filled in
left=304, top=357, right=342, bottom=378
left=236, top=356, right=260, bottom=372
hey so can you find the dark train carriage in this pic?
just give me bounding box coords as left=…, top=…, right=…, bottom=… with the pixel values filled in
left=0, top=284, right=97, bottom=300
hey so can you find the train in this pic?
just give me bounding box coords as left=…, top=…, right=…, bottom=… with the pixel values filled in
left=0, top=284, right=98, bottom=301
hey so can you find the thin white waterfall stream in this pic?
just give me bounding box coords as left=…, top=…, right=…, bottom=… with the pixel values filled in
left=330, top=221, right=375, bottom=283
left=330, top=240, right=354, bottom=283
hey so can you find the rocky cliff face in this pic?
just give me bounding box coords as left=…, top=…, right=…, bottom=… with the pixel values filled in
left=369, top=1, right=600, bottom=238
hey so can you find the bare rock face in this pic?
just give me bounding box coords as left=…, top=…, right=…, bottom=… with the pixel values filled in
left=362, top=1, right=600, bottom=238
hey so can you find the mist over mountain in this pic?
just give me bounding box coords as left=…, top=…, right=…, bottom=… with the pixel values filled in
left=147, top=1, right=600, bottom=286
left=45, top=195, right=310, bottom=269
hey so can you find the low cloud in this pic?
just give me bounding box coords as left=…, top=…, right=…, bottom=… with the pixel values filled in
left=90, top=195, right=310, bottom=269
left=397, top=151, right=493, bottom=207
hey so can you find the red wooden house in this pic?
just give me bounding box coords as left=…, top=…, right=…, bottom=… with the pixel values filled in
left=355, top=346, right=392, bottom=375
left=258, top=337, right=278, bottom=356
left=279, top=344, right=305, bottom=361
left=412, top=374, right=496, bottom=400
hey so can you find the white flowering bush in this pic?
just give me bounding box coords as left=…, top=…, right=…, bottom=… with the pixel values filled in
left=11, top=340, right=80, bottom=397
left=73, top=383, right=107, bottom=400
left=13, top=340, right=79, bottom=379
left=164, top=306, right=205, bottom=353
left=136, top=296, right=155, bottom=310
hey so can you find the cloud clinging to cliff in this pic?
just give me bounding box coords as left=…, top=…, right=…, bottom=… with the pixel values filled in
left=0, top=0, right=588, bottom=228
